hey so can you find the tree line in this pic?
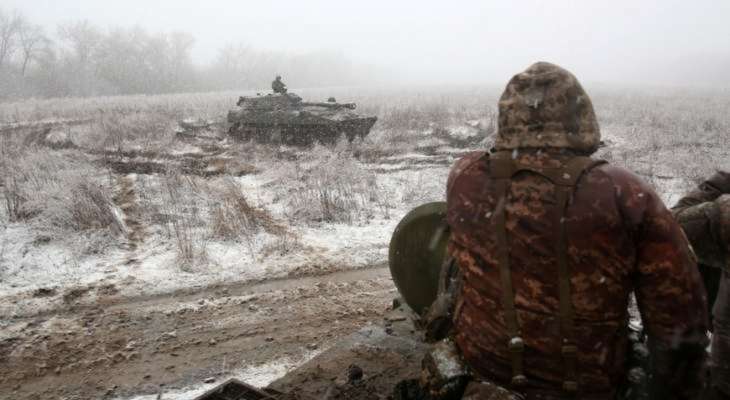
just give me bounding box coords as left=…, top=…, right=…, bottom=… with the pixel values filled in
left=0, top=8, right=372, bottom=101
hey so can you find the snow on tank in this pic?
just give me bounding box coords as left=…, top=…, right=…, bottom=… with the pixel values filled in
left=226, top=92, right=377, bottom=146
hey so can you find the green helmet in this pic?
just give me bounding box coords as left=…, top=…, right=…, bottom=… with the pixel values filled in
left=388, top=202, right=449, bottom=315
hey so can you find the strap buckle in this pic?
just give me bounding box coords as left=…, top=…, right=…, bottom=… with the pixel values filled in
left=508, top=337, right=524, bottom=353
left=511, top=374, right=528, bottom=387
left=563, top=380, right=579, bottom=392
left=561, top=344, right=578, bottom=356
left=561, top=344, right=579, bottom=393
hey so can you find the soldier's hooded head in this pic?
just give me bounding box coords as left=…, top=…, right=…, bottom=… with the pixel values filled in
left=494, top=62, right=600, bottom=155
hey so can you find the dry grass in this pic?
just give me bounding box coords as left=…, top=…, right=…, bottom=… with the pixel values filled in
left=140, top=172, right=283, bottom=268
left=158, top=171, right=208, bottom=270
left=2, top=177, right=25, bottom=222
left=0, top=148, right=121, bottom=233
left=209, top=177, right=281, bottom=239
left=57, top=177, right=123, bottom=233
left=590, top=88, right=730, bottom=195
left=259, top=232, right=303, bottom=259
left=281, top=144, right=387, bottom=224
left=1, top=84, right=729, bottom=274
left=348, top=130, right=417, bottom=161
left=92, top=111, right=176, bottom=154
left=0, top=91, right=238, bottom=124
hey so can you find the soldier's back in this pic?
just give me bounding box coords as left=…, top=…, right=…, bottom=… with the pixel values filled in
left=447, top=150, right=700, bottom=398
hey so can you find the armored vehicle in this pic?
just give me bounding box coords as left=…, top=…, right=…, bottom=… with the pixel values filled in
left=226, top=92, right=377, bottom=146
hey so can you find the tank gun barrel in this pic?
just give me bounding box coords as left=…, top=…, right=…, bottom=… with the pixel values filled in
left=300, top=102, right=357, bottom=110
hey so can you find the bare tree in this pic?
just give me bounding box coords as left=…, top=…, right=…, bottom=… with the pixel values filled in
left=58, top=20, right=102, bottom=95
left=1, top=12, right=366, bottom=99
left=213, top=42, right=261, bottom=88
left=17, top=19, right=48, bottom=76
left=169, top=31, right=195, bottom=89
left=58, top=20, right=101, bottom=65
left=0, top=9, right=21, bottom=68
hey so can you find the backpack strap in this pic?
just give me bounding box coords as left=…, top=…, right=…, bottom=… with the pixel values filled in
left=488, top=152, right=607, bottom=392
left=490, top=158, right=526, bottom=386
left=553, top=157, right=606, bottom=394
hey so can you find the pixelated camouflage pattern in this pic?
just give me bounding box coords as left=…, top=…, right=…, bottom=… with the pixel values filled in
left=674, top=171, right=730, bottom=210
left=446, top=150, right=708, bottom=400
left=673, top=182, right=730, bottom=270
left=673, top=172, right=730, bottom=259
left=673, top=200, right=725, bottom=269
left=673, top=171, right=730, bottom=396
left=495, top=62, right=601, bottom=155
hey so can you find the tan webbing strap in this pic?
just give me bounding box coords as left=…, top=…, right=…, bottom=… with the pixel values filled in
left=494, top=177, right=527, bottom=387
left=555, top=185, right=578, bottom=393
left=554, top=157, right=606, bottom=394
left=489, top=155, right=527, bottom=386
left=488, top=153, right=606, bottom=392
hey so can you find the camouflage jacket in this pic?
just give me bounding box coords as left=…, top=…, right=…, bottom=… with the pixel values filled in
left=446, top=150, right=708, bottom=399
left=673, top=171, right=730, bottom=395
left=673, top=171, right=730, bottom=270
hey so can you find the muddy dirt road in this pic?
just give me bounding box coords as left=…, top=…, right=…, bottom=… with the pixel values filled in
left=0, top=266, right=395, bottom=400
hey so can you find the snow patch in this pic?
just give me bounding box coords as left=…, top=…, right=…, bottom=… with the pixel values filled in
left=118, top=352, right=319, bottom=400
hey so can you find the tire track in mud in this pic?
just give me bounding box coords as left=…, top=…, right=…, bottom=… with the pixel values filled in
left=5, top=264, right=389, bottom=321
left=0, top=266, right=394, bottom=400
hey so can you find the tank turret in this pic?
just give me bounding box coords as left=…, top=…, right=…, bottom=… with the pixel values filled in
left=227, top=92, right=376, bottom=146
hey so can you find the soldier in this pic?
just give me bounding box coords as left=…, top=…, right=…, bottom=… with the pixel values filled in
left=672, top=171, right=730, bottom=400
left=272, top=75, right=287, bottom=94
left=445, top=62, right=708, bottom=399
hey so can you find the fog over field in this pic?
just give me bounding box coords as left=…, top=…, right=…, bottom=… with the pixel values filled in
left=1, top=2, right=730, bottom=400
left=2, top=0, right=730, bottom=99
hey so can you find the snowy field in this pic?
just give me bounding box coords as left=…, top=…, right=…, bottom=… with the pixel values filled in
left=1, top=85, right=729, bottom=399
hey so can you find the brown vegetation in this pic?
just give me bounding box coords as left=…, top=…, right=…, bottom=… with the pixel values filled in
left=1, top=85, right=728, bottom=271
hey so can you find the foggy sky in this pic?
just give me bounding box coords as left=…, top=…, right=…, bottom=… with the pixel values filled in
left=6, top=0, right=730, bottom=87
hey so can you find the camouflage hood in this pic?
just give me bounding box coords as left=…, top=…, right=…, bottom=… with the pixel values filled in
left=494, top=62, right=601, bottom=154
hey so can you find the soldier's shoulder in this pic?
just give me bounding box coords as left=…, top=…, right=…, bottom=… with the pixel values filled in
left=592, top=163, right=669, bottom=222
left=447, top=151, right=488, bottom=193
left=452, top=151, right=488, bottom=172
left=591, top=162, right=648, bottom=188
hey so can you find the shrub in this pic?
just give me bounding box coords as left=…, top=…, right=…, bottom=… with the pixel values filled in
left=209, top=177, right=278, bottom=240
left=43, top=175, right=123, bottom=233
left=283, top=146, right=384, bottom=224
left=92, top=110, right=175, bottom=154
left=160, top=171, right=208, bottom=270
left=1, top=149, right=123, bottom=234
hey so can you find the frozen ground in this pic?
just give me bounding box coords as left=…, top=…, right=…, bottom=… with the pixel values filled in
left=122, top=354, right=317, bottom=400
left=0, top=145, right=451, bottom=318
left=0, top=86, right=728, bottom=399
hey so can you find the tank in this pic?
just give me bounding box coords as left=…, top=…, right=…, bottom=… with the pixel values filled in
left=226, top=92, right=377, bottom=146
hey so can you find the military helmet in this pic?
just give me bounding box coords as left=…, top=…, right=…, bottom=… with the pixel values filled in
left=388, top=202, right=449, bottom=315
left=494, top=62, right=601, bottom=154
